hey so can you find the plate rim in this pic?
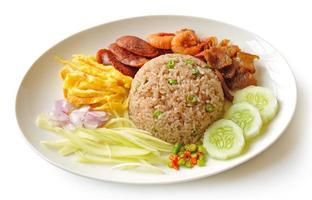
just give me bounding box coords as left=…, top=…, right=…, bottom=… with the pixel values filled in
left=15, top=15, right=297, bottom=184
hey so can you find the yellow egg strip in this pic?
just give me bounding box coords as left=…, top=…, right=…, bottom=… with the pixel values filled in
left=57, top=55, right=132, bottom=116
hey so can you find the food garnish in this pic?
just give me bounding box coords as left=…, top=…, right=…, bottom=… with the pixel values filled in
left=233, top=86, right=278, bottom=123
left=186, top=94, right=198, bottom=105
left=225, top=102, right=263, bottom=140
left=205, top=103, right=215, bottom=113
left=153, top=109, right=164, bottom=119
left=203, top=119, right=245, bottom=160
left=168, top=143, right=207, bottom=170
left=58, top=54, right=132, bottom=116
left=203, top=86, right=278, bottom=159
left=191, top=67, right=200, bottom=76
left=185, top=58, right=194, bottom=65
left=37, top=115, right=172, bottom=173
left=167, top=79, right=178, bottom=85
left=166, top=60, right=175, bottom=69
left=48, top=100, right=110, bottom=130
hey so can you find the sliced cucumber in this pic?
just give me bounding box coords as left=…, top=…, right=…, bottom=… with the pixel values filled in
left=234, top=86, right=278, bottom=123
left=203, top=119, right=245, bottom=160
left=225, top=102, right=263, bottom=140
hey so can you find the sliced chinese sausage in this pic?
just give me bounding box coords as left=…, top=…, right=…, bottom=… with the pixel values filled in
left=108, top=43, right=149, bottom=67
left=96, top=49, right=110, bottom=64
left=96, top=49, right=137, bottom=77
left=116, top=36, right=158, bottom=58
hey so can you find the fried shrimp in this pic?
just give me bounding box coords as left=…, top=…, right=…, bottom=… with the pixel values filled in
left=171, top=29, right=203, bottom=55
left=147, top=32, right=175, bottom=49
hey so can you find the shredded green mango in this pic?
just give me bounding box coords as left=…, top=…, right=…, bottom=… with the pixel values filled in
left=36, top=114, right=172, bottom=173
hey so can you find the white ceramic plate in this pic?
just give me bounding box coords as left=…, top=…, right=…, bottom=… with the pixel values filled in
left=16, top=15, right=297, bottom=184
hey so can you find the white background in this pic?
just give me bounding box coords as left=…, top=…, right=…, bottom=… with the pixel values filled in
left=1, top=0, right=311, bottom=199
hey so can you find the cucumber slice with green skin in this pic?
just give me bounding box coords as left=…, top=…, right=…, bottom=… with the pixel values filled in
left=225, top=102, right=263, bottom=140
left=234, top=86, right=278, bottom=123
left=203, top=119, right=245, bottom=160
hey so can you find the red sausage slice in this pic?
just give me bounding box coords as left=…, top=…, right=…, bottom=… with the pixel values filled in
left=96, top=49, right=137, bottom=77
left=116, top=36, right=158, bottom=58
left=108, top=43, right=148, bottom=67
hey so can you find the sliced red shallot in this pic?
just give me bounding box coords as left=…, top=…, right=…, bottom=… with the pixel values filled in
left=48, top=110, right=69, bottom=127
left=83, top=111, right=110, bottom=129
left=69, top=105, right=110, bottom=129
left=69, top=106, right=90, bottom=128
left=47, top=100, right=109, bottom=129
left=47, top=100, right=74, bottom=127
left=54, top=99, right=75, bottom=114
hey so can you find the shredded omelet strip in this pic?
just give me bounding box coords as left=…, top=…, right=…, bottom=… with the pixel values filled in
left=57, top=55, right=132, bottom=116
